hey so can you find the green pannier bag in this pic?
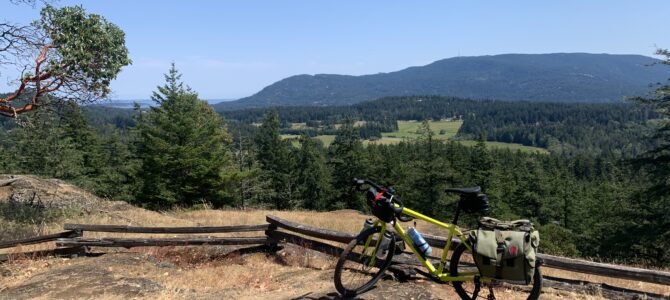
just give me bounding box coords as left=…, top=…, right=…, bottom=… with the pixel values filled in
left=472, top=217, right=540, bottom=284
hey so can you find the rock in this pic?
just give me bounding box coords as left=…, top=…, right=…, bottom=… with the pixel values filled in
left=0, top=259, right=163, bottom=299
left=158, top=261, right=176, bottom=269
left=275, top=243, right=337, bottom=270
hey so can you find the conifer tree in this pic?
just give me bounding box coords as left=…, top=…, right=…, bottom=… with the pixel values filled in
left=407, top=120, right=450, bottom=215
left=7, top=108, right=83, bottom=179
left=329, top=119, right=366, bottom=210
left=59, top=102, right=104, bottom=191
left=296, top=135, right=330, bottom=210
left=628, top=48, right=670, bottom=265
left=469, top=135, right=496, bottom=191
left=97, top=125, right=140, bottom=201
left=254, top=109, right=293, bottom=209
left=136, top=64, right=232, bottom=208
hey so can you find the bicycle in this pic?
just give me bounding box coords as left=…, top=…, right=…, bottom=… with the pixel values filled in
left=333, top=178, right=542, bottom=300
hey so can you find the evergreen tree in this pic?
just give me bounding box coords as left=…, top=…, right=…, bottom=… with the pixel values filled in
left=407, top=120, right=450, bottom=217
left=628, top=49, right=670, bottom=266
left=469, top=136, right=495, bottom=190
left=7, top=108, right=83, bottom=179
left=223, top=128, right=269, bottom=209
left=136, top=65, right=232, bottom=208
left=329, top=119, right=367, bottom=210
left=296, top=135, right=331, bottom=210
left=254, top=109, right=293, bottom=209
left=97, top=125, right=140, bottom=201
left=59, top=102, right=105, bottom=192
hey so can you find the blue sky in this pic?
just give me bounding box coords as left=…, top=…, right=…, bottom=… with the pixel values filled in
left=1, top=0, right=669, bottom=100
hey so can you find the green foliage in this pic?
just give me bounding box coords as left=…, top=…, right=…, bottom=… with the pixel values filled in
left=4, top=107, right=84, bottom=179
left=221, top=96, right=654, bottom=157
left=39, top=5, right=131, bottom=97
left=296, top=135, right=331, bottom=210
left=136, top=65, right=232, bottom=208
left=329, top=119, right=367, bottom=210
left=404, top=120, right=452, bottom=218
left=626, top=48, right=670, bottom=266
left=254, top=109, right=295, bottom=209
left=538, top=223, right=580, bottom=257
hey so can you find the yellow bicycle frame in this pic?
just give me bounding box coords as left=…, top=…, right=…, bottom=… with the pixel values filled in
left=364, top=205, right=487, bottom=283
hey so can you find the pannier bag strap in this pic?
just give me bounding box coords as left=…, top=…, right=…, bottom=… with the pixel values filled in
left=494, top=229, right=505, bottom=277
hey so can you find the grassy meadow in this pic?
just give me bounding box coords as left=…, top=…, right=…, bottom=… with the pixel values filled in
left=281, top=120, right=548, bottom=153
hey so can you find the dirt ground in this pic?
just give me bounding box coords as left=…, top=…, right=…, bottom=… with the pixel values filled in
left=1, top=175, right=668, bottom=299
left=0, top=245, right=594, bottom=300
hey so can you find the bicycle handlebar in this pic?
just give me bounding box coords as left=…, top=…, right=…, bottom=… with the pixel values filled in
left=352, top=178, right=412, bottom=222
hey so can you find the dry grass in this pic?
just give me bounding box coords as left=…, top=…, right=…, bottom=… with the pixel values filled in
left=543, top=267, right=670, bottom=296
left=2, top=200, right=669, bottom=299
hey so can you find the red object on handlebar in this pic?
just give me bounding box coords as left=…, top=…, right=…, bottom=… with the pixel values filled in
left=373, top=189, right=387, bottom=202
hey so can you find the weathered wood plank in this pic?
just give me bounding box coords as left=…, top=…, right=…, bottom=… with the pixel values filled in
left=56, top=237, right=268, bottom=248
left=63, top=223, right=269, bottom=234
left=0, top=231, right=81, bottom=249
left=543, top=275, right=668, bottom=300
left=538, top=253, right=670, bottom=286
left=267, top=215, right=460, bottom=249
left=266, top=215, right=356, bottom=243
left=0, top=246, right=85, bottom=262
left=267, top=229, right=346, bottom=257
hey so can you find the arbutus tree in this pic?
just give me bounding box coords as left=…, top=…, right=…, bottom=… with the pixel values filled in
left=0, top=5, right=131, bottom=117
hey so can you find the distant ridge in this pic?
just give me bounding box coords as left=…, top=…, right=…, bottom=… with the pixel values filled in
left=216, top=53, right=670, bottom=111
left=93, top=99, right=232, bottom=109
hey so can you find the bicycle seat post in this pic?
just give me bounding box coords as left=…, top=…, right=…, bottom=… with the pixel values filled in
left=452, top=204, right=461, bottom=225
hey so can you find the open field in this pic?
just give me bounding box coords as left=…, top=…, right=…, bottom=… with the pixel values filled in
left=281, top=134, right=336, bottom=147
left=282, top=120, right=549, bottom=153
left=458, top=140, right=550, bottom=154
left=382, top=120, right=463, bottom=140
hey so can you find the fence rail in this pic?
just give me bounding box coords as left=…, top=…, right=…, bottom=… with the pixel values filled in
left=0, top=230, right=81, bottom=249
left=63, top=223, right=268, bottom=234
left=56, top=237, right=269, bottom=248
left=266, top=214, right=670, bottom=286
left=1, top=215, right=669, bottom=288
left=0, top=246, right=85, bottom=263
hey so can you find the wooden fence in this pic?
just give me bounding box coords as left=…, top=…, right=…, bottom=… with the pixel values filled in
left=1, top=214, right=669, bottom=297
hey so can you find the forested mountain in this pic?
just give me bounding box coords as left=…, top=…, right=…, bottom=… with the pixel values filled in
left=216, top=53, right=670, bottom=110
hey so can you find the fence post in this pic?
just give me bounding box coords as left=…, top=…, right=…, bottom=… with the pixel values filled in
left=265, top=223, right=279, bottom=251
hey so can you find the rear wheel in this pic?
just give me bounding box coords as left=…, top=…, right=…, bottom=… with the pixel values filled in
left=449, top=243, right=542, bottom=300
left=334, top=226, right=395, bottom=297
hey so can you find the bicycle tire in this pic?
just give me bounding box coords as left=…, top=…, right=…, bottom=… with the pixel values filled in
left=449, top=243, right=542, bottom=300
left=334, top=226, right=395, bottom=297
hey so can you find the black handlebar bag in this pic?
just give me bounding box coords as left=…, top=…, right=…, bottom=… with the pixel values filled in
left=366, top=192, right=395, bottom=223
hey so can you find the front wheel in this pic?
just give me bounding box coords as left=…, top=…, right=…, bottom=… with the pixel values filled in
left=334, top=225, right=395, bottom=297
left=449, top=243, right=542, bottom=300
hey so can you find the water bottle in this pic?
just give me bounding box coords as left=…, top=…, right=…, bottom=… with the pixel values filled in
left=376, top=231, right=393, bottom=259
left=360, top=219, right=374, bottom=235
left=407, top=227, right=432, bottom=257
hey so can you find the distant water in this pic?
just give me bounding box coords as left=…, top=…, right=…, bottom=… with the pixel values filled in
left=91, top=99, right=233, bottom=109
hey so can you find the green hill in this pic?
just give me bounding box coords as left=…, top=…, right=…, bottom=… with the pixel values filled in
left=216, top=53, right=670, bottom=110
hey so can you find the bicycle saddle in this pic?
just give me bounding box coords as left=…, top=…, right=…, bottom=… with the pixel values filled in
left=445, top=186, right=481, bottom=196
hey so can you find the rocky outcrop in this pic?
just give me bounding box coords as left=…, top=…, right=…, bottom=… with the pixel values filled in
left=0, top=175, right=133, bottom=213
